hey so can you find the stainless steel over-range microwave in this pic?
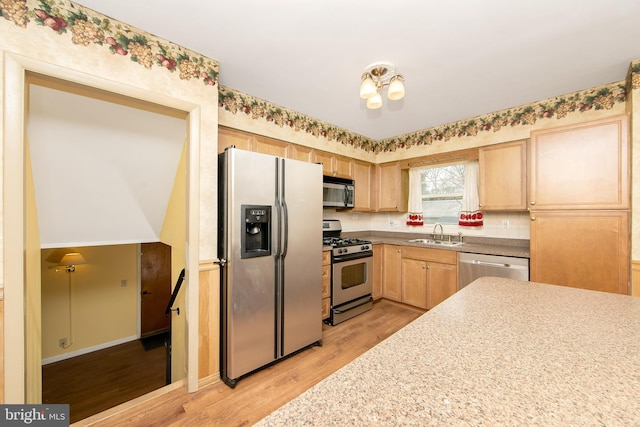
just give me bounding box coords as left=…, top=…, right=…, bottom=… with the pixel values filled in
left=323, top=176, right=354, bottom=208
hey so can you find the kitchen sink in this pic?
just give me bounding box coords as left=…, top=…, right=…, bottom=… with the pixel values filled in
left=407, top=238, right=464, bottom=247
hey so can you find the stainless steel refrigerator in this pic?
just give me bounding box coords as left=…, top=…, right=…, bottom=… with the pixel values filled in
left=218, top=147, right=323, bottom=388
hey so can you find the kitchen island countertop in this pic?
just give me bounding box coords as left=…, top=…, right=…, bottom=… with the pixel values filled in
left=257, top=277, right=640, bottom=426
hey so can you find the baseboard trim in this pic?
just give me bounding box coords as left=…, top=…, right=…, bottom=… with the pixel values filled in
left=41, top=335, right=138, bottom=365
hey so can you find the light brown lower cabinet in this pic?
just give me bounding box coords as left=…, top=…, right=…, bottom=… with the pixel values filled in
left=322, top=250, right=331, bottom=320
left=530, top=210, right=629, bottom=295
left=382, top=245, right=402, bottom=301
left=372, top=244, right=383, bottom=300
left=381, top=244, right=458, bottom=309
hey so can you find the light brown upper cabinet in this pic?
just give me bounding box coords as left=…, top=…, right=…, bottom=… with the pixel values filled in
left=289, top=144, right=315, bottom=163
left=314, top=151, right=353, bottom=179
left=253, top=134, right=290, bottom=158
left=352, top=160, right=373, bottom=211
left=375, top=162, right=408, bottom=212
left=218, top=126, right=254, bottom=153
left=529, top=114, right=629, bottom=210
left=479, top=139, right=527, bottom=211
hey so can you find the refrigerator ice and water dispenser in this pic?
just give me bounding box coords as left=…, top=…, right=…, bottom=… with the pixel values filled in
left=241, top=205, right=271, bottom=259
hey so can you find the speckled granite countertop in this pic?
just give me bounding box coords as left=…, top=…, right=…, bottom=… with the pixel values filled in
left=256, top=277, right=640, bottom=426
left=345, top=231, right=530, bottom=258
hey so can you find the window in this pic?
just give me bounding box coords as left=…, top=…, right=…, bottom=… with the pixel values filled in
left=420, top=163, right=465, bottom=224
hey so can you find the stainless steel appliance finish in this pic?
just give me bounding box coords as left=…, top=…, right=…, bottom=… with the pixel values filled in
left=458, top=252, right=529, bottom=289
left=219, top=148, right=323, bottom=388
left=323, top=176, right=354, bottom=208
left=322, top=220, right=373, bottom=325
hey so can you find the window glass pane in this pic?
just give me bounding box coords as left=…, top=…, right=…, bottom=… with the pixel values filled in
left=420, top=164, right=465, bottom=224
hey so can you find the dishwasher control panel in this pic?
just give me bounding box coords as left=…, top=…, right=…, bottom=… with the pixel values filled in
left=458, top=252, right=529, bottom=289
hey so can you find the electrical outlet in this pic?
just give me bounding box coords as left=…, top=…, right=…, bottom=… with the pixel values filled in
left=502, top=220, right=510, bottom=229
left=59, top=338, right=67, bottom=348
left=121, top=279, right=127, bottom=287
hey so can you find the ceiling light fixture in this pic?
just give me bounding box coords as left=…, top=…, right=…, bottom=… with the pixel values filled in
left=359, top=61, right=405, bottom=109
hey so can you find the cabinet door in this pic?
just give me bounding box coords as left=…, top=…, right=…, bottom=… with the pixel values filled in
left=218, top=126, right=254, bottom=153
left=334, top=155, right=353, bottom=179
left=529, top=115, right=629, bottom=210
left=253, top=135, right=289, bottom=158
left=376, top=162, right=408, bottom=212
left=426, top=262, right=458, bottom=309
left=402, top=258, right=428, bottom=309
left=479, top=140, right=527, bottom=210
left=530, top=210, right=629, bottom=294
left=382, top=245, right=402, bottom=301
left=290, top=144, right=314, bottom=162
left=353, top=160, right=372, bottom=211
left=314, top=151, right=335, bottom=176
left=372, top=244, right=383, bottom=300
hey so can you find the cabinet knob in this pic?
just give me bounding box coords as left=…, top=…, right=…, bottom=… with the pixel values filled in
left=531, top=216, right=536, bottom=221
left=530, top=201, right=536, bottom=205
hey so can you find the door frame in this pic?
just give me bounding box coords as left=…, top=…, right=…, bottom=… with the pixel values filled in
left=3, top=52, right=203, bottom=401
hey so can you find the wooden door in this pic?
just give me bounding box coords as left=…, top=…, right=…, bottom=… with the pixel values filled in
left=530, top=210, right=629, bottom=294
left=372, top=244, right=383, bottom=300
left=353, top=160, right=372, bottom=211
left=141, top=242, right=172, bottom=336
left=402, top=258, right=428, bottom=309
left=529, top=114, right=629, bottom=210
left=376, top=162, right=408, bottom=212
left=479, top=139, right=527, bottom=210
left=426, top=262, right=458, bottom=309
left=382, top=245, right=402, bottom=301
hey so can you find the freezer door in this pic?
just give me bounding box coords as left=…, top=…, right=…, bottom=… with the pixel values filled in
left=222, top=149, right=278, bottom=380
left=280, top=158, right=323, bottom=356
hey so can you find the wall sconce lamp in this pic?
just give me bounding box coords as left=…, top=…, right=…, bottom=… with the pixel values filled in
left=57, top=252, right=86, bottom=272
left=359, top=61, right=405, bottom=109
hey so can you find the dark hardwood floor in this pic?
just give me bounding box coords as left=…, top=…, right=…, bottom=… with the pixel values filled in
left=42, top=334, right=168, bottom=424
left=47, top=299, right=424, bottom=426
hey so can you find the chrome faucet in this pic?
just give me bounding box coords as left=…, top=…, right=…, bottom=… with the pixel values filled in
left=433, top=223, right=444, bottom=241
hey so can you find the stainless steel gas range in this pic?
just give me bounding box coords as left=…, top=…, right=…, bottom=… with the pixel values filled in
left=322, top=220, right=373, bottom=325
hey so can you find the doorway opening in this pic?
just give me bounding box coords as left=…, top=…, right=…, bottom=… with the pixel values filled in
left=27, top=74, right=188, bottom=422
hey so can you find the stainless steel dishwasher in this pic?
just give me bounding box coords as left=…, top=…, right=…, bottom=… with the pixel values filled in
left=458, top=252, right=529, bottom=289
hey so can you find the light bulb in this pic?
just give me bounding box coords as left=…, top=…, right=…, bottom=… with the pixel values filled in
left=366, top=92, right=383, bottom=109
left=359, top=73, right=377, bottom=99
left=387, top=75, right=405, bottom=101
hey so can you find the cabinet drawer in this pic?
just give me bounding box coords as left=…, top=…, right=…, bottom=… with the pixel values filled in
left=401, top=246, right=457, bottom=264
left=321, top=298, right=330, bottom=320
left=322, top=250, right=331, bottom=265
left=322, top=265, right=331, bottom=298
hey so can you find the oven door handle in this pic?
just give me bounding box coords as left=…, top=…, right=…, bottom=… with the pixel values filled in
left=332, top=251, right=373, bottom=263
left=333, top=296, right=373, bottom=314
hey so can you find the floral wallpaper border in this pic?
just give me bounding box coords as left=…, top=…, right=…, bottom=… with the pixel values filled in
left=1, top=0, right=219, bottom=86
left=220, top=79, right=630, bottom=154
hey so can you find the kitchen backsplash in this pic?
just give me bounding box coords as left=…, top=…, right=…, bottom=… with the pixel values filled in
left=324, top=210, right=530, bottom=240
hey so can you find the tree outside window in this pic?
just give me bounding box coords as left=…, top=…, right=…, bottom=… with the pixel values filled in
left=420, top=163, right=465, bottom=224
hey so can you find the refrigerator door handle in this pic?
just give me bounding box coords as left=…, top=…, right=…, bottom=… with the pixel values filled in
left=274, top=158, right=282, bottom=257
left=282, top=199, right=289, bottom=257
left=281, top=158, right=289, bottom=258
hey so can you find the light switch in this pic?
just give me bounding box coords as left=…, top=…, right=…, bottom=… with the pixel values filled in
left=121, top=279, right=127, bottom=287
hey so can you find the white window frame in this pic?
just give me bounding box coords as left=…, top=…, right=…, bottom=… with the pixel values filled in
left=420, top=162, right=465, bottom=225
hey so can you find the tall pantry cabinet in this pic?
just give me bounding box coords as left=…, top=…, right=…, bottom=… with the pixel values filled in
left=528, top=114, right=629, bottom=294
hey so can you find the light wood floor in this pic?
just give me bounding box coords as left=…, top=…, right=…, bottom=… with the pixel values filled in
left=73, top=299, right=425, bottom=426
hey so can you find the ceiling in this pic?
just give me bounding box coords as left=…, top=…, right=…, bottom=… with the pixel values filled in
left=74, top=0, right=640, bottom=140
